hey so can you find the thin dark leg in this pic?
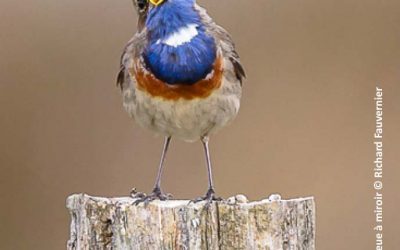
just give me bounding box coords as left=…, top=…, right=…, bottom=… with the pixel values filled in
left=197, top=136, right=221, bottom=202
left=152, top=136, right=171, bottom=193
left=201, top=136, right=215, bottom=192
left=132, top=136, right=172, bottom=204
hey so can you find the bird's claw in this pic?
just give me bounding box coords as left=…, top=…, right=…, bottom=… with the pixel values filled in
left=130, top=188, right=147, bottom=199
left=132, top=187, right=172, bottom=205
left=190, top=188, right=222, bottom=207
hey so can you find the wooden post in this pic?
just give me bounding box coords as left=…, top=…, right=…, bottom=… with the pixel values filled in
left=66, top=194, right=315, bottom=249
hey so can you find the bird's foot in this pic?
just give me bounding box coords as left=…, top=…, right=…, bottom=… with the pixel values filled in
left=191, top=188, right=222, bottom=207
left=130, top=188, right=147, bottom=199
left=131, top=187, right=172, bottom=205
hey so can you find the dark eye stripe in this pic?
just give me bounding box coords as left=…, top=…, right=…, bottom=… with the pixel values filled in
left=137, top=0, right=148, bottom=10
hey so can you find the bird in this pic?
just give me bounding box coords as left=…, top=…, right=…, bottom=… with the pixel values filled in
left=117, top=0, right=245, bottom=203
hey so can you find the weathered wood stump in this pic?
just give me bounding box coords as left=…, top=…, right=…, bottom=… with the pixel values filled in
left=66, top=194, right=315, bottom=249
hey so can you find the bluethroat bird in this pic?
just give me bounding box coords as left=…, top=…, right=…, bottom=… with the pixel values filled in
left=117, top=0, right=245, bottom=203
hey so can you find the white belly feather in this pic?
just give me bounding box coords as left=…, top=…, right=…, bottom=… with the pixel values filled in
left=122, top=66, right=241, bottom=142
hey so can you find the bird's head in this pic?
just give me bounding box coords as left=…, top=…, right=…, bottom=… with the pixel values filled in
left=132, top=0, right=169, bottom=31
left=133, top=0, right=200, bottom=32
left=132, top=0, right=170, bottom=15
left=132, top=0, right=149, bottom=31
left=133, top=0, right=166, bottom=11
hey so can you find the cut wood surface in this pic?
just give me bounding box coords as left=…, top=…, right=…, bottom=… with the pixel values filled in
left=67, top=194, right=315, bottom=250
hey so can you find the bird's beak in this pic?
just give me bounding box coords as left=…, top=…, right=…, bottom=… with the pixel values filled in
left=149, top=0, right=165, bottom=6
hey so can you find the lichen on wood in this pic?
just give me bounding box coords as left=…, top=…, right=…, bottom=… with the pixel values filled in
left=67, top=194, right=315, bottom=250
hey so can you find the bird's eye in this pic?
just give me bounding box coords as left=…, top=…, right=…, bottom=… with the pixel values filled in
left=136, top=0, right=148, bottom=12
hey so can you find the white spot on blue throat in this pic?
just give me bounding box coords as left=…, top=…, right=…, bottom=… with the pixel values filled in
left=156, top=24, right=199, bottom=48
left=143, top=0, right=216, bottom=85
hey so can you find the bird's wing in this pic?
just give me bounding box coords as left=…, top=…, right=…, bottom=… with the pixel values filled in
left=216, top=27, right=246, bottom=84
left=195, top=5, right=246, bottom=85
left=117, top=32, right=147, bottom=90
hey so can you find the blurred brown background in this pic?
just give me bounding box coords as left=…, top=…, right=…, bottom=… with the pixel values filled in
left=0, top=0, right=399, bottom=249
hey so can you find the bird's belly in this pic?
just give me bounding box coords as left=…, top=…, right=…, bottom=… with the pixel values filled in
left=123, top=80, right=241, bottom=142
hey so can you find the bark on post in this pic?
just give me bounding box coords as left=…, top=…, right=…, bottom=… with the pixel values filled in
left=66, top=194, right=315, bottom=250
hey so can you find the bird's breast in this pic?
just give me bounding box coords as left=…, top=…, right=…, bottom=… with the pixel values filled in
left=143, top=23, right=217, bottom=85
left=133, top=56, right=224, bottom=101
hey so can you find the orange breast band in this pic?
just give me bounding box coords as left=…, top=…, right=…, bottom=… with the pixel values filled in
left=133, top=57, right=223, bottom=101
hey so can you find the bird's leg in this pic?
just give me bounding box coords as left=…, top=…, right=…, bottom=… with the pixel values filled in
left=152, top=136, right=171, bottom=195
left=203, top=136, right=216, bottom=199
left=192, top=136, right=222, bottom=204
left=132, top=136, right=172, bottom=205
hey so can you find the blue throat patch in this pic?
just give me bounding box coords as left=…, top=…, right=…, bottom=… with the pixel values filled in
left=143, top=0, right=217, bottom=85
